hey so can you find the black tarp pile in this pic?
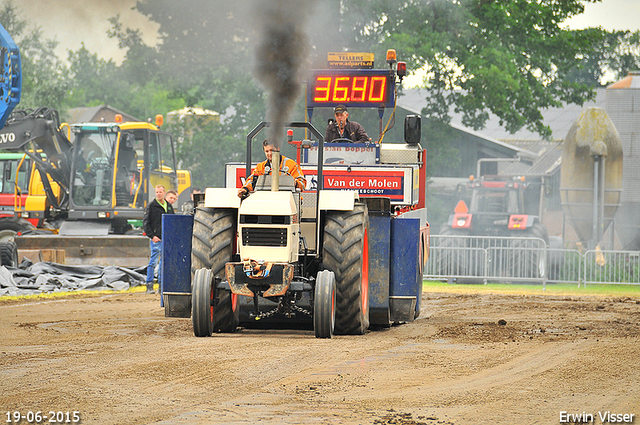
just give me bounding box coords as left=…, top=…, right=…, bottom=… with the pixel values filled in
left=0, top=260, right=146, bottom=296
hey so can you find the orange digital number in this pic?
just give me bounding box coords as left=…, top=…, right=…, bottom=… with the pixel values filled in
left=314, top=76, right=331, bottom=102
left=332, top=77, right=350, bottom=102
left=351, top=76, right=368, bottom=102
left=368, top=76, right=386, bottom=102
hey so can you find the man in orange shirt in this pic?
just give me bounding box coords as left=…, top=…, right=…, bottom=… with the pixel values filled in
left=237, top=140, right=306, bottom=198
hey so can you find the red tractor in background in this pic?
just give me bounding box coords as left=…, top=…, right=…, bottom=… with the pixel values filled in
left=438, top=173, right=550, bottom=282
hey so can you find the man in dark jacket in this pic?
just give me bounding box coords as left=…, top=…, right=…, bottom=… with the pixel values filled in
left=143, top=184, right=175, bottom=293
left=324, top=104, right=370, bottom=143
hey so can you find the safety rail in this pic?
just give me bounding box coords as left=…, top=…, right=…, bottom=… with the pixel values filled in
left=425, top=235, right=548, bottom=285
left=581, top=249, right=640, bottom=286
left=424, top=235, right=640, bottom=287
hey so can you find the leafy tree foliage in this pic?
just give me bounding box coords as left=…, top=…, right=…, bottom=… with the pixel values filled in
left=595, top=30, right=640, bottom=83
left=339, top=0, right=610, bottom=139
left=65, top=46, right=121, bottom=109
left=65, top=33, right=184, bottom=121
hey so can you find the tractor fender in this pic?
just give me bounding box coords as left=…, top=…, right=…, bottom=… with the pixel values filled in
left=318, top=189, right=357, bottom=211
left=203, top=188, right=241, bottom=209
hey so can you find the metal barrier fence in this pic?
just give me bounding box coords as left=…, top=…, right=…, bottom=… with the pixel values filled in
left=424, top=235, right=640, bottom=287
left=582, top=249, right=640, bottom=286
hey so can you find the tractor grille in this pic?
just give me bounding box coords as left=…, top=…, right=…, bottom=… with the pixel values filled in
left=242, top=227, right=287, bottom=247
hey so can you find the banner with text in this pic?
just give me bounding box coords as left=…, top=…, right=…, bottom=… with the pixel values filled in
left=226, top=164, right=416, bottom=205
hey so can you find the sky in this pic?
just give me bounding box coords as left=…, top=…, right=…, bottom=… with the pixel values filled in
left=13, top=0, right=159, bottom=63
left=11, top=0, right=640, bottom=75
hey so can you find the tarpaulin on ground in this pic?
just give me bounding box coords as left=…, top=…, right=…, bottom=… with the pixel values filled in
left=0, top=260, right=146, bottom=296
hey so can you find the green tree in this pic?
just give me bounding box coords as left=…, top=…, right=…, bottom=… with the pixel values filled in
left=64, top=43, right=185, bottom=122
left=110, top=2, right=269, bottom=186
left=64, top=45, right=122, bottom=109
left=553, top=29, right=640, bottom=87
left=107, top=15, right=161, bottom=87
left=598, top=30, right=640, bottom=83
left=340, top=0, right=608, bottom=139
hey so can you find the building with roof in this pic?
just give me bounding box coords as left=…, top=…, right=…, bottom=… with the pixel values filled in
left=65, top=105, right=140, bottom=124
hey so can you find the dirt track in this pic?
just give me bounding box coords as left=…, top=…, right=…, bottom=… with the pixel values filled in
left=1, top=290, right=639, bottom=425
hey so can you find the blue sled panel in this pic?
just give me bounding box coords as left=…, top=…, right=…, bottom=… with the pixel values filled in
left=389, top=217, right=421, bottom=322
left=161, top=214, right=194, bottom=317
left=367, top=214, right=391, bottom=326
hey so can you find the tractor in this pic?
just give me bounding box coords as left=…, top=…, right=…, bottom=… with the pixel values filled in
left=162, top=50, right=428, bottom=337
left=438, top=173, right=549, bottom=281
left=162, top=118, right=428, bottom=338
left=191, top=122, right=370, bottom=337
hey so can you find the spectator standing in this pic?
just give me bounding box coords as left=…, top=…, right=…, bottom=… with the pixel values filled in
left=166, top=189, right=178, bottom=209
left=143, top=184, right=175, bottom=293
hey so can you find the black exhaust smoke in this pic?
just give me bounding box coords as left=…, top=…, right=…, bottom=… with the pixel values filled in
left=252, top=0, right=314, bottom=148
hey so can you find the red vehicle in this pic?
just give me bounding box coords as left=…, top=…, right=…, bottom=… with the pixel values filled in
left=439, top=174, right=549, bottom=281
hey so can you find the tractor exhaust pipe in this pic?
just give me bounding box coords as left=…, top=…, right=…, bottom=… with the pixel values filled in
left=271, top=151, right=280, bottom=192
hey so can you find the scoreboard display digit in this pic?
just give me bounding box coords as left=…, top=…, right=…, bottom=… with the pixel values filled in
left=307, top=69, right=395, bottom=109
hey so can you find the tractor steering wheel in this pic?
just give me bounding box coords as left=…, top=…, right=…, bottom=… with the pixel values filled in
left=329, top=138, right=354, bottom=143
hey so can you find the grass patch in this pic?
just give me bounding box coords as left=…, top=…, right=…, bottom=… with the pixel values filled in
left=423, top=280, right=640, bottom=298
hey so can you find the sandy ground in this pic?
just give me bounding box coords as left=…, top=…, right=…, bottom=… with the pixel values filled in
left=1, top=290, right=639, bottom=425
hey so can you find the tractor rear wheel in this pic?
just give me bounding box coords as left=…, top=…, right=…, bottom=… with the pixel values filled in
left=322, top=203, right=369, bottom=335
left=191, top=207, right=239, bottom=333
left=509, top=223, right=549, bottom=280
left=314, top=270, right=336, bottom=338
left=192, top=268, right=214, bottom=337
left=437, top=226, right=470, bottom=277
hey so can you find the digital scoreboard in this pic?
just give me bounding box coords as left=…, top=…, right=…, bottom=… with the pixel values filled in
left=306, top=69, right=395, bottom=109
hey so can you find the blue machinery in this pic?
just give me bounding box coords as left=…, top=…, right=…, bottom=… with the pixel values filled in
left=0, top=23, right=21, bottom=128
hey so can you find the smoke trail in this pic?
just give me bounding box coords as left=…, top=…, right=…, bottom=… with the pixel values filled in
left=252, top=0, right=315, bottom=148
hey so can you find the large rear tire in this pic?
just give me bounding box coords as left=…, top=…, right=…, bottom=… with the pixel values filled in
left=322, top=203, right=369, bottom=335
left=191, top=207, right=239, bottom=333
left=192, top=268, right=214, bottom=337
left=509, top=223, right=549, bottom=280
left=0, top=241, right=18, bottom=267
left=314, top=270, right=336, bottom=339
left=437, top=225, right=470, bottom=277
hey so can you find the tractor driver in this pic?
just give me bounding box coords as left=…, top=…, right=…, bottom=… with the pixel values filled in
left=237, top=140, right=306, bottom=198
left=324, top=104, right=370, bottom=143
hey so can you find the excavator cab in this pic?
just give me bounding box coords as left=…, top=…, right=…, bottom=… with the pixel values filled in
left=67, top=121, right=181, bottom=232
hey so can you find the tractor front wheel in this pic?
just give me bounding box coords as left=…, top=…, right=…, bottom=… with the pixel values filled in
left=191, top=207, right=239, bottom=333
left=314, top=270, right=336, bottom=338
left=192, top=268, right=214, bottom=337
left=509, top=223, right=549, bottom=280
